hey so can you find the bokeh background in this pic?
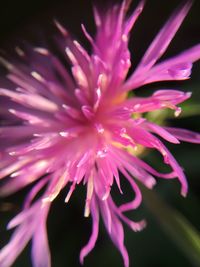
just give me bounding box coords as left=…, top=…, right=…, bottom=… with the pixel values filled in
left=0, top=0, right=200, bottom=266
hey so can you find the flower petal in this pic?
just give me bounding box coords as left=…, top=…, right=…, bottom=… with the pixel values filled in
left=79, top=196, right=99, bottom=264
left=31, top=205, right=51, bottom=267
left=134, top=1, right=192, bottom=72
left=100, top=198, right=129, bottom=267
left=164, top=127, right=200, bottom=144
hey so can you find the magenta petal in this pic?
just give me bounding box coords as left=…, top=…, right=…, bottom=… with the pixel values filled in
left=100, top=199, right=129, bottom=267
left=119, top=167, right=142, bottom=211
left=123, top=89, right=191, bottom=114
left=0, top=201, right=50, bottom=267
left=134, top=1, right=192, bottom=72
left=157, top=142, right=188, bottom=197
left=124, top=44, right=200, bottom=90
left=80, top=196, right=99, bottom=264
left=164, top=127, right=200, bottom=144
left=123, top=0, right=145, bottom=35
left=0, top=88, right=58, bottom=112
left=145, top=45, right=200, bottom=84
left=31, top=205, right=50, bottom=267
left=143, top=122, right=180, bottom=144
left=0, top=224, right=33, bottom=267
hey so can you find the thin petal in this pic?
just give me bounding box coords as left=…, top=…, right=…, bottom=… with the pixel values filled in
left=124, top=44, right=200, bottom=91
left=119, top=167, right=142, bottom=211
left=143, top=122, right=180, bottom=144
left=110, top=218, right=129, bottom=267
left=164, top=127, right=200, bottom=143
left=100, top=199, right=129, bottom=267
left=122, top=90, right=191, bottom=114
left=0, top=88, right=58, bottom=112
left=135, top=1, right=192, bottom=72
left=79, top=196, right=99, bottom=264
left=31, top=205, right=51, bottom=267
left=0, top=224, right=33, bottom=267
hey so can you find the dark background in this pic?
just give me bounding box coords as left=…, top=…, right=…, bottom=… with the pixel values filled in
left=0, top=0, right=200, bottom=267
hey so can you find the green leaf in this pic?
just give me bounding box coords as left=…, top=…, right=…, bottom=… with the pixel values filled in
left=140, top=185, right=200, bottom=267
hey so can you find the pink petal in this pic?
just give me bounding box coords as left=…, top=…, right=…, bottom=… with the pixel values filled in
left=119, top=167, right=142, bottom=211
left=0, top=224, right=33, bottom=267
left=123, top=0, right=145, bottom=35
left=79, top=196, right=99, bottom=264
left=0, top=88, right=58, bottom=112
left=135, top=1, right=192, bottom=72
left=164, top=127, right=200, bottom=143
left=123, top=90, right=191, bottom=114
left=124, top=44, right=200, bottom=90
left=100, top=199, right=129, bottom=267
left=143, top=121, right=180, bottom=144
left=31, top=205, right=51, bottom=267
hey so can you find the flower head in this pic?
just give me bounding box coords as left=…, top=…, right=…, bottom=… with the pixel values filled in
left=0, top=1, right=200, bottom=267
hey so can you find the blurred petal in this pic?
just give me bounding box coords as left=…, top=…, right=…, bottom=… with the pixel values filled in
left=32, top=205, right=50, bottom=267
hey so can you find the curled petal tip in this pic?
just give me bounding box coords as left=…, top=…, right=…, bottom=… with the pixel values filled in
left=181, top=190, right=188, bottom=198
left=131, top=219, right=147, bottom=232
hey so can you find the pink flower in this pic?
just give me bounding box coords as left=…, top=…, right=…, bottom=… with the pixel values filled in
left=0, top=1, right=200, bottom=266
